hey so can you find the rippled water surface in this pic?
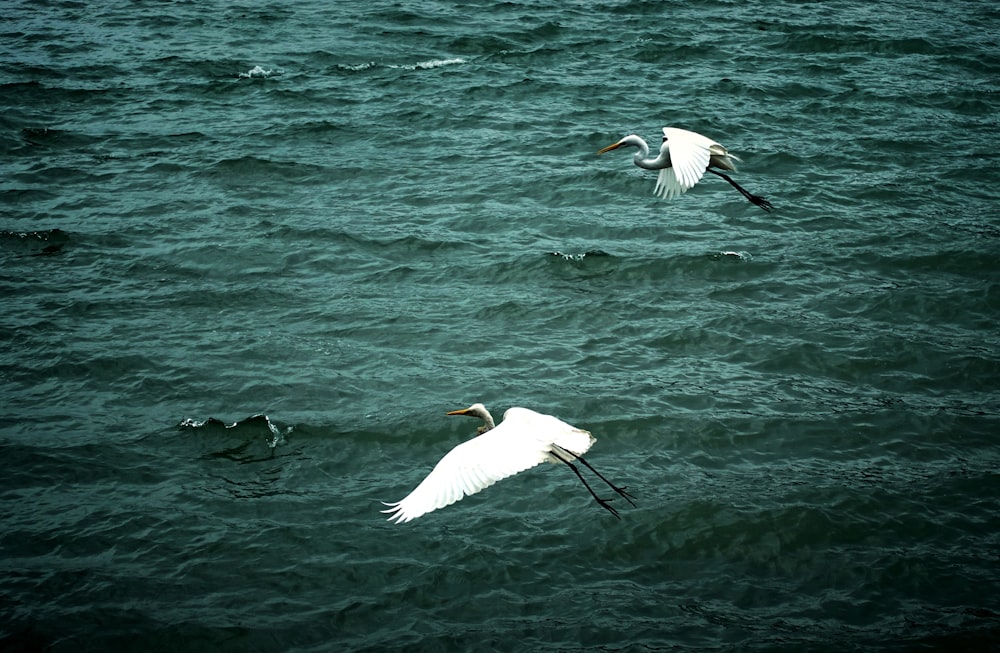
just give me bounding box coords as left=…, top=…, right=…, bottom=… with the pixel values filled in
left=2, top=1, right=999, bottom=650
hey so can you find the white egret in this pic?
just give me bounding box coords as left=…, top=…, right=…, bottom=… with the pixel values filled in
left=381, top=404, right=636, bottom=523
left=598, top=127, right=774, bottom=211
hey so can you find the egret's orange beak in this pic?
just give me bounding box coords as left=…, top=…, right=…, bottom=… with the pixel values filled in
left=446, top=408, right=472, bottom=417
left=597, top=141, right=623, bottom=155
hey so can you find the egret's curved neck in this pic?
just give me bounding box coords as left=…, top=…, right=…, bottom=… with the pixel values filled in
left=469, top=404, right=495, bottom=432
left=619, top=135, right=670, bottom=170
left=636, top=143, right=670, bottom=170
left=477, top=408, right=496, bottom=432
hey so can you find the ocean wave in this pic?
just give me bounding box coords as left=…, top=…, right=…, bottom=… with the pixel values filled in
left=336, top=61, right=378, bottom=72
left=334, top=57, right=466, bottom=74
left=389, top=57, right=467, bottom=71
left=179, top=413, right=288, bottom=451
left=548, top=249, right=612, bottom=261
left=715, top=250, right=754, bottom=262
left=237, top=65, right=282, bottom=79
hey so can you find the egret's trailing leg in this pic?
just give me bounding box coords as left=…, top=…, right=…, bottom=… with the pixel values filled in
left=549, top=447, right=623, bottom=519
left=551, top=444, right=637, bottom=508
left=705, top=169, right=774, bottom=212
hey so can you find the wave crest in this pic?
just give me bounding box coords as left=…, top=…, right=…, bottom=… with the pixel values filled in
left=237, top=65, right=282, bottom=79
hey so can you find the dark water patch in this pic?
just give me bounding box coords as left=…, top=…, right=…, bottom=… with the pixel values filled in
left=176, top=415, right=305, bottom=499
left=255, top=221, right=446, bottom=275
left=448, top=35, right=521, bottom=56
left=10, top=163, right=116, bottom=189
left=2, top=441, right=146, bottom=492
left=0, top=228, right=70, bottom=257
left=204, top=155, right=330, bottom=189
left=12, top=126, right=105, bottom=150
left=270, top=118, right=351, bottom=141
left=0, top=187, right=60, bottom=209
left=774, top=32, right=947, bottom=57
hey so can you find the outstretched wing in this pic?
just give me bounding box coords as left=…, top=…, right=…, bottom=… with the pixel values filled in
left=502, top=407, right=595, bottom=461
left=382, top=408, right=595, bottom=523
left=653, top=127, right=714, bottom=199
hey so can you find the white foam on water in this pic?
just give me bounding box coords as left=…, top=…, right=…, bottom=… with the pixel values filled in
left=238, top=65, right=282, bottom=79
left=389, top=57, right=466, bottom=71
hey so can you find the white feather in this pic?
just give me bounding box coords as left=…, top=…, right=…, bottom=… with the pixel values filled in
left=382, top=406, right=595, bottom=524
left=598, top=125, right=771, bottom=211
left=653, top=167, right=683, bottom=199
left=660, top=127, right=712, bottom=196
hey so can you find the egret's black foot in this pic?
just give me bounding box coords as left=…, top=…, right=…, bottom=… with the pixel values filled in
left=751, top=195, right=774, bottom=212
left=614, top=485, right=638, bottom=507
left=596, top=496, right=622, bottom=519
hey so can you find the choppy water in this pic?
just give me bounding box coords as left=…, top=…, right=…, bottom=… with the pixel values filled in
left=3, top=0, right=1000, bottom=650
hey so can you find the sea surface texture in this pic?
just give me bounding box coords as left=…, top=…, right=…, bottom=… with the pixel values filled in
left=2, top=0, right=999, bottom=650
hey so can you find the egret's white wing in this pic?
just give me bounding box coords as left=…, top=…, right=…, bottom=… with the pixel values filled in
left=654, top=127, right=713, bottom=199
left=502, top=407, right=595, bottom=460
left=382, top=408, right=595, bottom=524
left=654, top=166, right=686, bottom=199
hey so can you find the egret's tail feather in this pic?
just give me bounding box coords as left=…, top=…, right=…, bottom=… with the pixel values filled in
left=709, top=143, right=739, bottom=172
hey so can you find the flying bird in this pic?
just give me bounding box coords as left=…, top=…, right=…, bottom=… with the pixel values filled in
left=381, top=404, right=636, bottom=523
left=598, top=127, right=773, bottom=211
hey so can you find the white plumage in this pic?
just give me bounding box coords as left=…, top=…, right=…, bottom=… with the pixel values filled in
left=382, top=404, right=634, bottom=524
left=598, top=126, right=773, bottom=211
left=655, top=128, right=731, bottom=198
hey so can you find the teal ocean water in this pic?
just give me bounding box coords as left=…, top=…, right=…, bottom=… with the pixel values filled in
left=3, top=1, right=999, bottom=650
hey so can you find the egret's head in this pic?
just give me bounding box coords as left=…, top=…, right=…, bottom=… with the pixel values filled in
left=597, top=134, right=643, bottom=155
left=446, top=403, right=486, bottom=418
left=447, top=403, right=495, bottom=433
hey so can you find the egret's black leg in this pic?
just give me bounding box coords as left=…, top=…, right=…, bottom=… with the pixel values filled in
left=706, top=168, right=774, bottom=212
left=549, top=448, right=622, bottom=519
left=572, top=454, right=637, bottom=508
left=551, top=445, right=636, bottom=516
